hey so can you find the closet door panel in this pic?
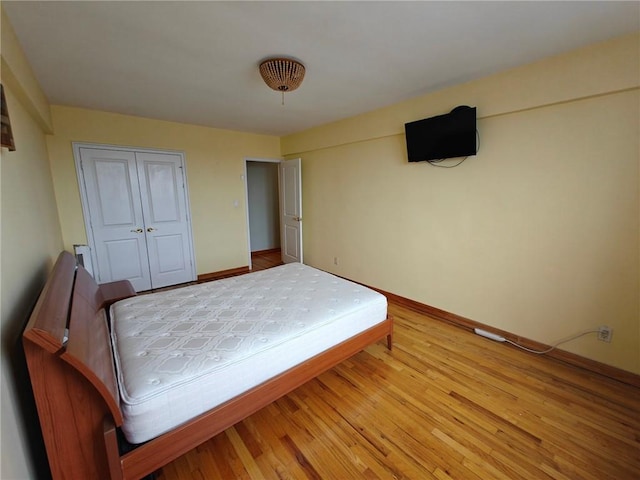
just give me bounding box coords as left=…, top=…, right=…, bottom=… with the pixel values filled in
left=137, top=152, right=195, bottom=289
left=149, top=234, right=187, bottom=273
left=79, top=147, right=152, bottom=291
left=103, top=238, right=148, bottom=282
left=143, top=161, right=180, bottom=222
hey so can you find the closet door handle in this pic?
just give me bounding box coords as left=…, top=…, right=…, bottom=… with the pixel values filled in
left=147, top=227, right=157, bottom=232
left=130, top=228, right=143, bottom=233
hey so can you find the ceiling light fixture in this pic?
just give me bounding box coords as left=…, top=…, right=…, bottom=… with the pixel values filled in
left=259, top=57, right=305, bottom=105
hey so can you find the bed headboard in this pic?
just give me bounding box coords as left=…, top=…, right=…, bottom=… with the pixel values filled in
left=23, top=251, right=129, bottom=478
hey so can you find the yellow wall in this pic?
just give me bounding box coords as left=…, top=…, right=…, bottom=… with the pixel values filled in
left=0, top=8, right=51, bottom=134
left=46, top=107, right=281, bottom=275
left=1, top=8, right=63, bottom=479
left=282, top=33, right=640, bottom=374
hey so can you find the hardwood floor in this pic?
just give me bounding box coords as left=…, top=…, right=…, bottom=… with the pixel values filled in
left=156, top=258, right=639, bottom=480
left=250, top=249, right=284, bottom=272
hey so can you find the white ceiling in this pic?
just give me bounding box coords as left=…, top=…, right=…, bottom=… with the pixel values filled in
left=3, top=1, right=639, bottom=136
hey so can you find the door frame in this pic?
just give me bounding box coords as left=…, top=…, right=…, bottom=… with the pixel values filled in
left=243, top=157, right=283, bottom=270
left=73, top=142, right=197, bottom=286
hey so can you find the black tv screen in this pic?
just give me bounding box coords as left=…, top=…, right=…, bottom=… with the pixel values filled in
left=405, top=106, right=476, bottom=162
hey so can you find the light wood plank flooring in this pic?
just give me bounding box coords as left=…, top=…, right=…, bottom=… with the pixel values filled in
left=157, top=257, right=639, bottom=479
left=250, top=249, right=284, bottom=272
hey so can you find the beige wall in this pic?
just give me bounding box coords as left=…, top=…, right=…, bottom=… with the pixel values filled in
left=46, top=107, right=281, bottom=275
left=282, top=33, right=640, bottom=374
left=1, top=9, right=64, bottom=479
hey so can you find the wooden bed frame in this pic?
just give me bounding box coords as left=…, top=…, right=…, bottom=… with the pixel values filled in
left=23, top=251, right=393, bottom=479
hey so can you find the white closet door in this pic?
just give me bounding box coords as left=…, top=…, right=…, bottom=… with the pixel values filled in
left=79, top=147, right=152, bottom=291
left=77, top=145, right=196, bottom=292
left=136, top=152, right=195, bottom=289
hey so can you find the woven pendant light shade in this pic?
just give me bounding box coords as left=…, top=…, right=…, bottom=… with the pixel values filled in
left=259, top=58, right=306, bottom=93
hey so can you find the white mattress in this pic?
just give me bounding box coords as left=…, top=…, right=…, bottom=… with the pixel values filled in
left=110, top=263, right=387, bottom=443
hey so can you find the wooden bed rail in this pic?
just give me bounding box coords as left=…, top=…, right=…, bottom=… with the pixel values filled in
left=114, top=319, right=393, bottom=480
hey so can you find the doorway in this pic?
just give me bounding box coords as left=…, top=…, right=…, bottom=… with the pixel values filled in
left=244, top=157, right=302, bottom=268
left=245, top=159, right=281, bottom=269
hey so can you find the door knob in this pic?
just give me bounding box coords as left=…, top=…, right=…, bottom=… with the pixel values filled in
left=293, top=216, right=302, bottom=222
left=147, top=227, right=157, bottom=232
left=130, top=228, right=143, bottom=233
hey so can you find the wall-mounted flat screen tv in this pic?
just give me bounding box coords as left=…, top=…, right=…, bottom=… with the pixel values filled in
left=405, top=106, right=477, bottom=162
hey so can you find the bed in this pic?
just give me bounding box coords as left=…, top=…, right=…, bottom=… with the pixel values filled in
left=23, top=251, right=393, bottom=479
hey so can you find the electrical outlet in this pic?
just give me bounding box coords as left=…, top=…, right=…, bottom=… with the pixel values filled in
left=598, top=325, right=613, bottom=343
left=333, top=257, right=339, bottom=266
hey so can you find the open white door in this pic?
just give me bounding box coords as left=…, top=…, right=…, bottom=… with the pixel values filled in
left=279, top=158, right=303, bottom=264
